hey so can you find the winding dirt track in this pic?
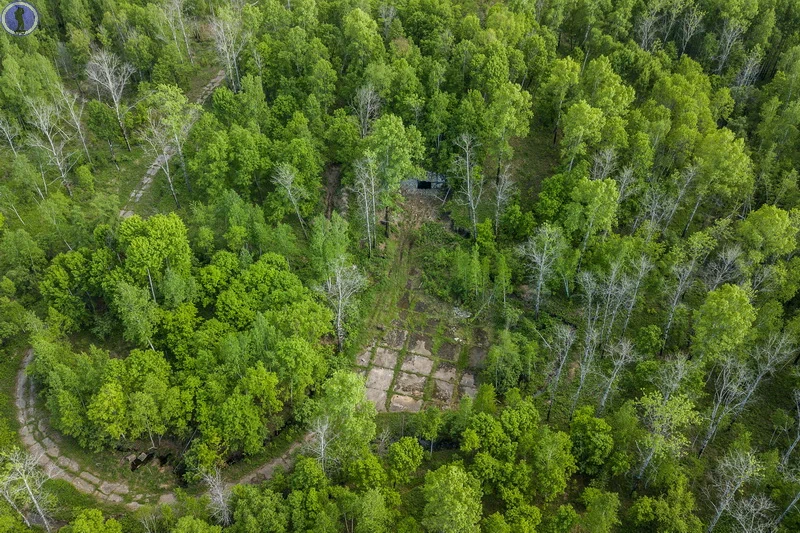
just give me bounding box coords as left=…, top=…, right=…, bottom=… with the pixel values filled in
left=16, top=348, right=305, bottom=510
left=118, top=69, right=227, bottom=219
left=16, top=71, right=308, bottom=510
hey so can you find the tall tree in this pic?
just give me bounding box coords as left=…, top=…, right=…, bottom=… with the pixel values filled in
left=517, top=223, right=568, bottom=318
left=706, top=448, right=763, bottom=533
left=599, top=338, right=638, bottom=412
left=0, top=449, right=53, bottom=533
left=545, top=323, right=577, bottom=421
left=26, top=98, right=76, bottom=196
left=632, top=392, right=699, bottom=492
left=561, top=101, right=605, bottom=171
left=453, top=133, right=484, bottom=239
left=422, top=465, right=482, bottom=533
left=351, top=153, right=379, bottom=254
left=211, top=3, right=256, bottom=92
left=86, top=50, right=135, bottom=150
left=317, top=259, right=367, bottom=351
left=272, top=164, right=309, bottom=237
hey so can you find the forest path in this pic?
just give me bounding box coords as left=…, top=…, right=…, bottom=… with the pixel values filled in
left=15, top=349, right=306, bottom=510
left=118, top=70, right=226, bottom=219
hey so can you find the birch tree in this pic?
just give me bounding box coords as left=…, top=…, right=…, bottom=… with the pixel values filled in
left=0, top=186, right=25, bottom=225
left=352, top=154, right=379, bottom=254
left=517, top=223, right=567, bottom=319
left=570, top=325, right=599, bottom=419
left=662, top=260, right=695, bottom=351
left=781, top=390, right=800, bottom=467
left=679, top=7, right=704, bottom=57
left=705, top=448, right=763, bottom=533
left=703, top=246, right=743, bottom=291
left=306, top=417, right=337, bottom=474
left=734, top=48, right=763, bottom=90
left=728, top=494, right=776, bottom=533
left=210, top=4, right=251, bottom=92
left=0, top=112, right=19, bottom=155
left=201, top=466, right=232, bottom=526
left=697, top=357, right=751, bottom=457
left=86, top=50, right=135, bottom=150
left=715, top=20, right=746, bottom=74
left=493, top=164, right=515, bottom=236
left=272, top=164, right=309, bottom=237
left=0, top=448, right=54, bottom=533
left=597, top=261, right=632, bottom=344
left=599, top=338, right=638, bottom=412
left=775, top=465, right=800, bottom=529
left=146, top=85, right=200, bottom=193
left=632, top=392, right=699, bottom=493
left=636, top=11, right=661, bottom=52
left=162, top=0, right=193, bottom=64
left=663, top=165, right=699, bottom=231
left=545, top=324, right=576, bottom=421
left=57, top=86, right=91, bottom=163
left=732, top=333, right=794, bottom=420
left=616, top=166, right=639, bottom=205
left=622, top=254, right=653, bottom=333
left=453, top=133, right=483, bottom=239
left=140, top=110, right=180, bottom=208
left=318, top=260, right=367, bottom=351
left=353, top=84, right=381, bottom=138
left=26, top=98, right=76, bottom=196
left=653, top=353, right=696, bottom=404
left=305, top=372, right=377, bottom=475
left=591, top=147, right=616, bottom=181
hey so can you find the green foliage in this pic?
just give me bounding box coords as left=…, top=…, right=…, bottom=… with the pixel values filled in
left=387, top=437, right=424, bottom=486
left=66, top=509, right=122, bottom=533
left=692, top=284, right=756, bottom=359
left=629, top=475, right=703, bottom=533
left=4, top=0, right=800, bottom=528
left=422, top=465, right=482, bottom=533
left=531, top=427, right=577, bottom=501
left=580, top=488, right=621, bottom=533
left=570, top=406, right=614, bottom=476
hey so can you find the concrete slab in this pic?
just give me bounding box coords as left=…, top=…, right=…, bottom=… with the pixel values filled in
left=468, top=346, right=488, bottom=368
left=394, top=372, right=427, bottom=398
left=366, top=388, right=388, bottom=412
left=57, top=456, right=80, bottom=472
left=437, top=342, right=461, bottom=361
left=401, top=354, right=434, bottom=375
left=423, top=319, right=440, bottom=337
left=355, top=348, right=372, bottom=367
left=81, top=472, right=101, bottom=485
left=366, top=367, right=394, bottom=391
left=44, top=444, right=60, bottom=459
left=382, top=329, right=408, bottom=350
left=373, top=347, right=400, bottom=369
left=432, top=379, right=455, bottom=404
left=389, top=395, right=423, bottom=412
left=72, top=477, right=95, bottom=494
left=460, top=372, right=478, bottom=399
left=408, top=333, right=433, bottom=357
left=433, top=363, right=458, bottom=383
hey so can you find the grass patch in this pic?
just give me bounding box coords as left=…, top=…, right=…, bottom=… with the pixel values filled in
left=510, top=125, right=560, bottom=211
left=222, top=424, right=306, bottom=483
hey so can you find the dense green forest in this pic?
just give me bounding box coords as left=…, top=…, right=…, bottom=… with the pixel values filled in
left=3, top=0, right=800, bottom=531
